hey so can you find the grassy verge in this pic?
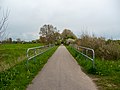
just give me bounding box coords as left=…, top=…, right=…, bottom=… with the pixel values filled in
left=67, top=46, right=120, bottom=90
left=0, top=44, right=43, bottom=71
left=0, top=46, right=58, bottom=90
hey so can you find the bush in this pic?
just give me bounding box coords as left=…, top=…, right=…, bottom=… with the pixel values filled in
left=77, top=34, right=120, bottom=60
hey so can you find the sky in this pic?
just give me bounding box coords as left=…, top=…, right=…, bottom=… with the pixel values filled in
left=0, top=0, right=120, bottom=41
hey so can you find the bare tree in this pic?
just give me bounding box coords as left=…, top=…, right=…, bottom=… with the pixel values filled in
left=0, top=7, right=9, bottom=43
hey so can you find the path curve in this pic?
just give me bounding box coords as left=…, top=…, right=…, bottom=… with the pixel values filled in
left=27, top=45, right=97, bottom=90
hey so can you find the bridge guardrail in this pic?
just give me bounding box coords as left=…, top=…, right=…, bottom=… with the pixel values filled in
left=26, top=44, right=54, bottom=65
left=70, top=44, right=95, bottom=68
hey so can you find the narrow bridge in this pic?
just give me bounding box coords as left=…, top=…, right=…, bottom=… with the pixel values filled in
left=27, top=45, right=97, bottom=90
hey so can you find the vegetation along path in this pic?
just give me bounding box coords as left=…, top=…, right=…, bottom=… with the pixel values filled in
left=27, top=45, right=97, bottom=90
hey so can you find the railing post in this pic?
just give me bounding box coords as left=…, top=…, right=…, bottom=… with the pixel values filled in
left=92, top=49, right=95, bottom=68
left=26, top=49, right=29, bottom=68
left=34, top=49, right=36, bottom=63
left=85, top=49, right=88, bottom=61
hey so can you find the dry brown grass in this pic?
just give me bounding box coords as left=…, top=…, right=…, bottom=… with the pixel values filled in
left=77, top=34, right=120, bottom=60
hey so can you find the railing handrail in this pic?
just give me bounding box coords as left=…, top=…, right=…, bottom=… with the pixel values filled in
left=26, top=44, right=54, bottom=65
left=77, top=46, right=95, bottom=60
left=27, top=46, right=44, bottom=51
left=71, top=44, right=95, bottom=68
left=27, top=46, right=44, bottom=57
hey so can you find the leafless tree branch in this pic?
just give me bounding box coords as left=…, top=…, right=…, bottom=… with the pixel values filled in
left=0, top=7, right=10, bottom=42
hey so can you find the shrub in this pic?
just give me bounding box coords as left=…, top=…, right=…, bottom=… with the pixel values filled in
left=77, top=34, right=120, bottom=60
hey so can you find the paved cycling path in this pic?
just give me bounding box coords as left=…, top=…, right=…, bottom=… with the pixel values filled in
left=27, top=45, right=97, bottom=90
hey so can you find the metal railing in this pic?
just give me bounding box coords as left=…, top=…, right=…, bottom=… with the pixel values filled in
left=71, top=44, right=95, bottom=68
left=26, top=44, right=54, bottom=65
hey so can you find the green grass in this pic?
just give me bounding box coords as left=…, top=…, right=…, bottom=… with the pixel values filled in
left=67, top=46, right=120, bottom=90
left=0, top=46, right=58, bottom=90
left=0, top=44, right=43, bottom=71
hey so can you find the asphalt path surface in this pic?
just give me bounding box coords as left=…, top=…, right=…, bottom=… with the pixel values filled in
left=27, top=45, right=97, bottom=90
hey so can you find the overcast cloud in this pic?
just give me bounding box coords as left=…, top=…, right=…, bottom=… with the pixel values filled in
left=0, top=0, right=120, bottom=41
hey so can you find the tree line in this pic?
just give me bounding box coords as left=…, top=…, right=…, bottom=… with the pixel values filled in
left=39, top=24, right=77, bottom=45
left=1, top=24, right=77, bottom=44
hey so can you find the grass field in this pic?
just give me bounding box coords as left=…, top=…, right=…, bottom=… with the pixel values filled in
left=0, top=44, right=43, bottom=71
left=0, top=44, right=57, bottom=89
left=67, top=46, right=120, bottom=90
